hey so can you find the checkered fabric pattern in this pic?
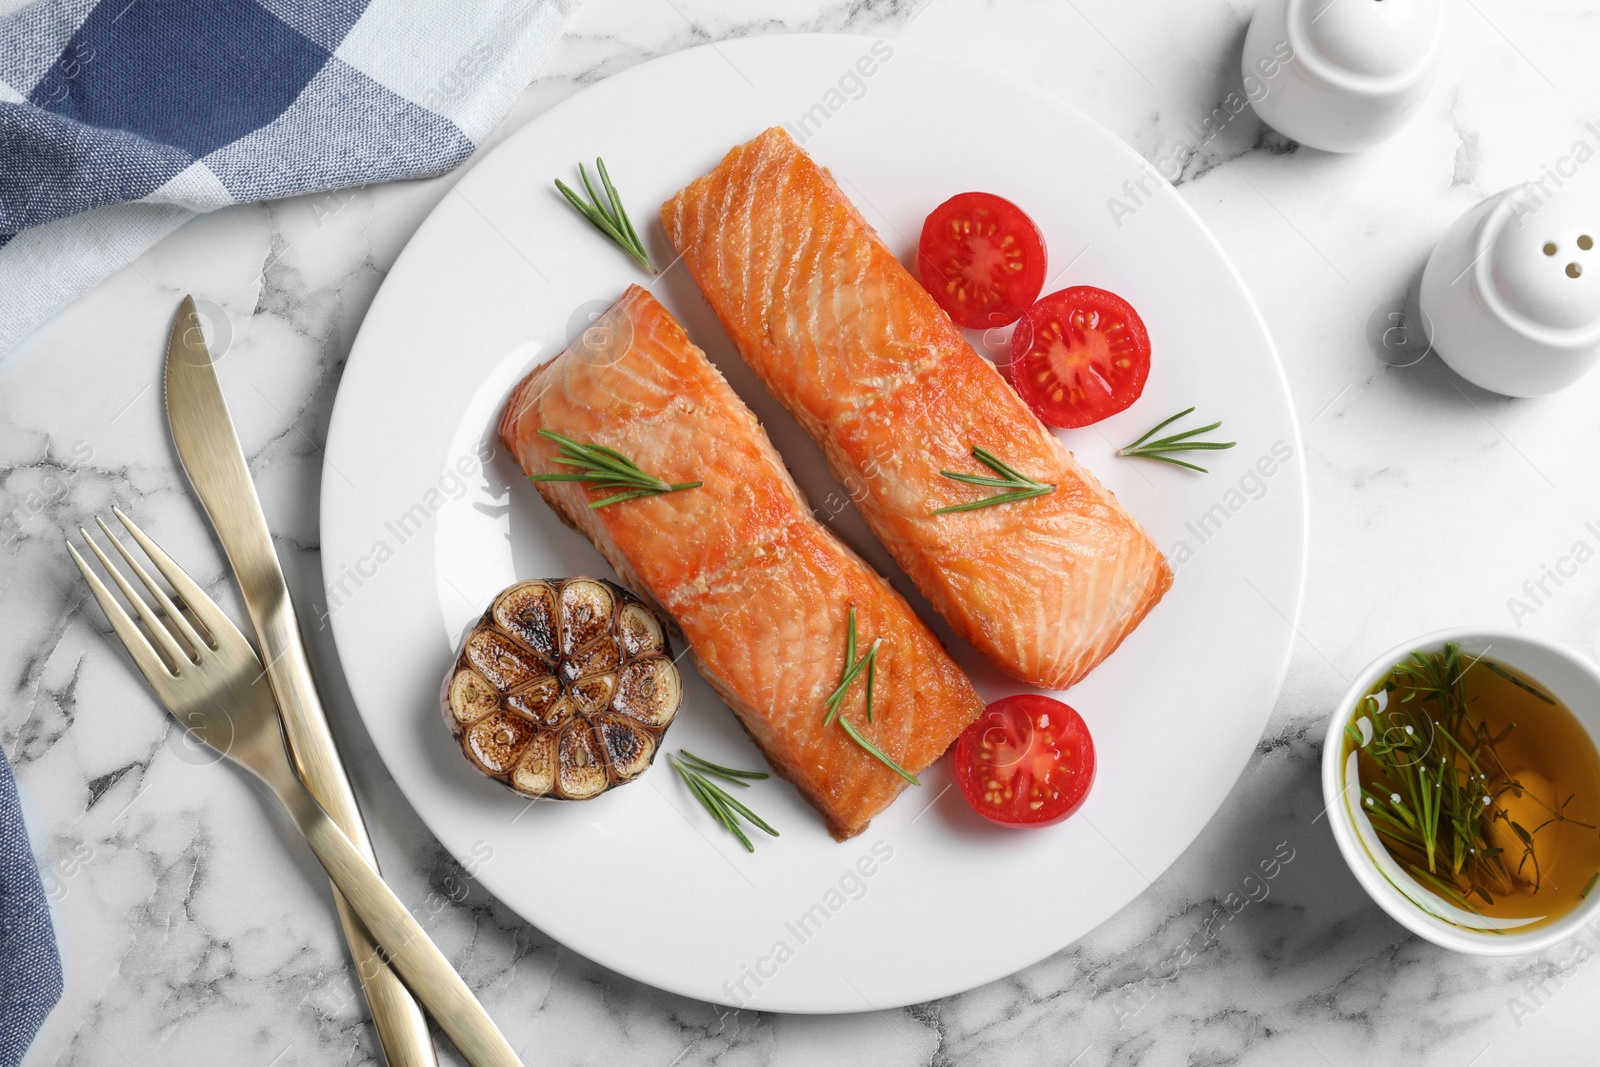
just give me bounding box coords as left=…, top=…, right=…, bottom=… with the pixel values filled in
left=0, top=0, right=578, bottom=359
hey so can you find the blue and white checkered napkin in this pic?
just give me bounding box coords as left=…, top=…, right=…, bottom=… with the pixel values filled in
left=0, top=748, right=60, bottom=1067
left=0, top=0, right=578, bottom=359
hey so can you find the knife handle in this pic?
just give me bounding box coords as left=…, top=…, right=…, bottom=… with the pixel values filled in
left=278, top=781, right=526, bottom=1067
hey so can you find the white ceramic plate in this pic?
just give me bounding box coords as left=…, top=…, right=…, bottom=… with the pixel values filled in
left=321, top=34, right=1306, bottom=1013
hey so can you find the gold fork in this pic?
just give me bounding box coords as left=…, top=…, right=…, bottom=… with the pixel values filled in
left=67, top=509, right=525, bottom=1067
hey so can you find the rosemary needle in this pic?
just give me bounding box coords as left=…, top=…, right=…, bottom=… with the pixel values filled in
left=670, top=749, right=778, bottom=852
left=839, top=716, right=920, bottom=785
left=1484, top=660, right=1555, bottom=703
left=1117, top=407, right=1236, bottom=473
left=865, top=650, right=876, bottom=725
left=844, top=606, right=856, bottom=681
left=527, top=429, right=701, bottom=508
left=934, top=446, right=1055, bottom=514
left=677, top=750, right=768, bottom=785
left=555, top=157, right=653, bottom=271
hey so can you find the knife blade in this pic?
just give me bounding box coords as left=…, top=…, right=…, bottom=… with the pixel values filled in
left=163, top=296, right=438, bottom=1067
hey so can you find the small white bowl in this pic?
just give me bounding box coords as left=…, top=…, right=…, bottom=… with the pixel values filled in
left=1322, top=627, right=1600, bottom=956
left=1421, top=185, right=1600, bottom=397
left=1244, top=0, right=1444, bottom=153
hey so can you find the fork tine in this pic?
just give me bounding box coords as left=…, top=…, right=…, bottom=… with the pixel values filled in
left=66, top=541, right=177, bottom=684
left=112, top=507, right=227, bottom=651
left=78, top=527, right=192, bottom=671
left=94, top=515, right=207, bottom=657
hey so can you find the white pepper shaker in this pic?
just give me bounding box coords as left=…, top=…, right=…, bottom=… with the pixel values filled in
left=1420, top=186, right=1600, bottom=397
left=1243, top=0, right=1444, bottom=153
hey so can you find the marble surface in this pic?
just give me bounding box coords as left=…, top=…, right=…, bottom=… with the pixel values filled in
left=6, top=0, right=1600, bottom=1063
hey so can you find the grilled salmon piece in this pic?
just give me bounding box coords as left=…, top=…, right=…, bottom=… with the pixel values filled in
left=661, top=127, right=1172, bottom=690
left=499, top=285, right=983, bottom=839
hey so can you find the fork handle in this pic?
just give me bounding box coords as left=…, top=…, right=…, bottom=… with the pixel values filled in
left=276, top=784, right=525, bottom=1067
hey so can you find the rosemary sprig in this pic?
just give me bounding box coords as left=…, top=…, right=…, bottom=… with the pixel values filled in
left=820, top=608, right=917, bottom=783
left=669, top=749, right=778, bottom=852
left=1117, top=407, right=1236, bottom=473
left=554, top=158, right=653, bottom=271
left=934, top=446, right=1055, bottom=514
left=526, top=429, right=701, bottom=508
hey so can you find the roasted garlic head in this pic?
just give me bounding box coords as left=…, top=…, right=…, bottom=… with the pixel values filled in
left=443, top=577, right=681, bottom=800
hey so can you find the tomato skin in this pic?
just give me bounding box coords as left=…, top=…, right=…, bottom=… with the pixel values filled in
left=953, top=695, right=1095, bottom=828
left=1009, top=286, right=1151, bottom=428
left=917, top=192, right=1047, bottom=330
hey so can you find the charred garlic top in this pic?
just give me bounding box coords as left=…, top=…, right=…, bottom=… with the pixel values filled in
left=443, top=577, right=681, bottom=800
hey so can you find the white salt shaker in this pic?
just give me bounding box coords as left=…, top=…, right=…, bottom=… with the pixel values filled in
left=1243, top=0, right=1444, bottom=153
left=1420, top=186, right=1600, bottom=397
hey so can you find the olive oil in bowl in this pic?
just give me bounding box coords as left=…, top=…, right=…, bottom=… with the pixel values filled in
left=1341, top=642, right=1600, bottom=932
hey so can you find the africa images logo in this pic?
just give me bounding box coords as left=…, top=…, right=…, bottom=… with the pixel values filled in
left=1107, top=39, right=1296, bottom=229
left=722, top=839, right=893, bottom=1006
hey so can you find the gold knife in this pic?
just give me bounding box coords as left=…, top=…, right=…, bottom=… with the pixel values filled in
left=163, top=296, right=438, bottom=1067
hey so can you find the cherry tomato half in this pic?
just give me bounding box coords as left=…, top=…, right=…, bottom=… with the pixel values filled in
left=1009, top=286, right=1151, bottom=428
left=954, top=695, right=1095, bottom=827
left=917, top=192, right=1047, bottom=330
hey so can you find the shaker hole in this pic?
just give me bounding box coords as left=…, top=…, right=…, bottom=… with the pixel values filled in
left=1581, top=235, right=1595, bottom=251
left=1568, top=262, right=1584, bottom=279
left=1544, top=242, right=1559, bottom=256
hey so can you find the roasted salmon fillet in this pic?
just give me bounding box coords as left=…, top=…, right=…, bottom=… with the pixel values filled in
left=499, top=285, right=984, bottom=839
left=661, top=128, right=1172, bottom=691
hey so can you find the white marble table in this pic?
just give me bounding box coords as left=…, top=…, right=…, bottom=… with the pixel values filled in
left=7, top=1, right=1600, bottom=1063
